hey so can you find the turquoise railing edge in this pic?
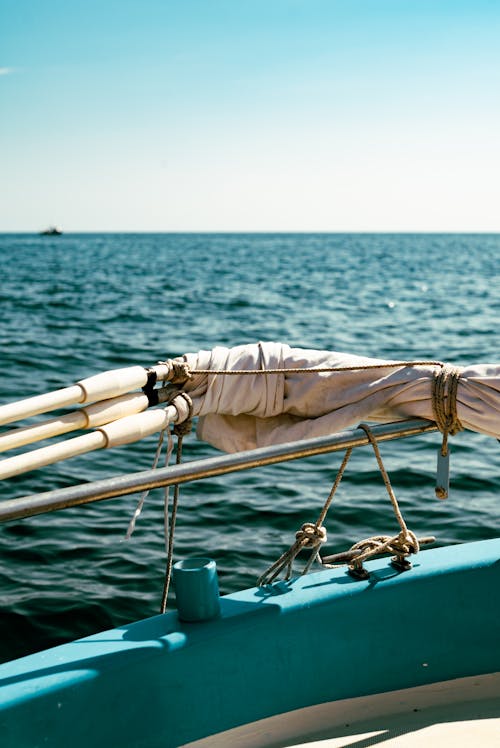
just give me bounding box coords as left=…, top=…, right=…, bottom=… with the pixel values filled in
left=3, top=537, right=498, bottom=680
left=1, top=538, right=499, bottom=747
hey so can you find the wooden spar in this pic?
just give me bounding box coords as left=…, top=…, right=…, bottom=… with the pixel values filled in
left=0, top=406, right=179, bottom=481
left=0, top=392, right=150, bottom=454
left=0, top=363, right=172, bottom=427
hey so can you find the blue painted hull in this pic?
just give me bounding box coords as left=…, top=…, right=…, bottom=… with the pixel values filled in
left=1, top=539, right=499, bottom=747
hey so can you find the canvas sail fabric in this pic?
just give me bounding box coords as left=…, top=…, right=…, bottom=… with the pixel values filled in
left=175, top=342, right=500, bottom=452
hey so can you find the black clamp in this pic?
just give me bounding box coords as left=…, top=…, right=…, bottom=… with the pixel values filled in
left=142, top=368, right=159, bottom=406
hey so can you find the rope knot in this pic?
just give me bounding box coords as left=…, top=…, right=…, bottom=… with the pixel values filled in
left=296, top=522, right=327, bottom=548
left=396, top=529, right=420, bottom=555
left=170, top=392, right=193, bottom=437
left=432, top=364, right=463, bottom=443
left=159, top=358, right=192, bottom=384
left=258, top=424, right=435, bottom=586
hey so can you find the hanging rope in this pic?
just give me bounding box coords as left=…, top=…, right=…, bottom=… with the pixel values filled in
left=340, top=425, right=424, bottom=576
left=123, top=391, right=193, bottom=614
left=258, top=424, right=433, bottom=585
left=257, top=448, right=353, bottom=585
left=125, top=426, right=173, bottom=540
left=160, top=392, right=193, bottom=614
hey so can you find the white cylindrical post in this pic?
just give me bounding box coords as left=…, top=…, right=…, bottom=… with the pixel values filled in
left=77, top=366, right=149, bottom=403
left=0, top=404, right=180, bottom=480
left=0, top=432, right=107, bottom=481
left=0, top=392, right=150, bottom=454
left=0, top=386, right=85, bottom=427
left=98, top=406, right=177, bottom=448
left=0, top=366, right=152, bottom=427
left=0, top=411, right=88, bottom=454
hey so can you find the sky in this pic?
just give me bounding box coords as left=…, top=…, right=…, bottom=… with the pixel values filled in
left=1, top=0, right=500, bottom=232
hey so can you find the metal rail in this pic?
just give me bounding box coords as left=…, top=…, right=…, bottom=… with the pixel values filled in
left=0, top=419, right=437, bottom=523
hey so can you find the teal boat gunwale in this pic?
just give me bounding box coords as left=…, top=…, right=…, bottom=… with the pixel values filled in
left=1, top=538, right=499, bottom=747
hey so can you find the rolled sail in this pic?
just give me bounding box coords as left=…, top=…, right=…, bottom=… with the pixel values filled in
left=171, top=342, right=500, bottom=452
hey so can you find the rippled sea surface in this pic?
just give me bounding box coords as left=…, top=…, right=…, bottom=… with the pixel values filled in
left=0, top=233, right=498, bottom=663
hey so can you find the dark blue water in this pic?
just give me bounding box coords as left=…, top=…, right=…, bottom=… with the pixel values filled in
left=0, top=233, right=498, bottom=663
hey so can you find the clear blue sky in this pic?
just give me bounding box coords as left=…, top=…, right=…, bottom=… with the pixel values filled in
left=1, top=0, right=499, bottom=232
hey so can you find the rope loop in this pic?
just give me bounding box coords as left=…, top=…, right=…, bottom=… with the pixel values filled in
left=347, top=529, right=422, bottom=572
left=257, top=522, right=328, bottom=586
left=295, top=522, right=327, bottom=548
left=257, top=450, right=352, bottom=586
left=258, top=423, right=434, bottom=586
left=159, top=358, right=192, bottom=384
left=170, top=392, right=194, bottom=438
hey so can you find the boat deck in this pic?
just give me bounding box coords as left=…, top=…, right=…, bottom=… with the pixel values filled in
left=186, top=672, right=500, bottom=747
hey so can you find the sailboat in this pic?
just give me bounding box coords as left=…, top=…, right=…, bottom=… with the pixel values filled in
left=0, top=342, right=498, bottom=747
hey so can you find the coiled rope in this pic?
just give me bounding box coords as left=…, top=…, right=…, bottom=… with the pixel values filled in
left=431, top=364, right=463, bottom=454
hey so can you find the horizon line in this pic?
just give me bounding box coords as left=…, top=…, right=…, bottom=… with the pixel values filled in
left=1, top=229, right=500, bottom=236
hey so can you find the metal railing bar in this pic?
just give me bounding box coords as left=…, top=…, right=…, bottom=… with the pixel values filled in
left=0, top=419, right=437, bottom=523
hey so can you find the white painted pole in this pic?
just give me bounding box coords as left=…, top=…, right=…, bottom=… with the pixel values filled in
left=0, top=365, right=155, bottom=427
left=0, top=392, right=150, bottom=453
left=0, top=385, right=86, bottom=428
left=0, top=432, right=108, bottom=480
left=0, top=405, right=179, bottom=481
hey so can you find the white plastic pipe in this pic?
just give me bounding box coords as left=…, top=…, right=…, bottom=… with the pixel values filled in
left=0, top=385, right=85, bottom=428
left=0, top=392, right=150, bottom=454
left=0, top=405, right=179, bottom=481
left=0, top=366, right=153, bottom=427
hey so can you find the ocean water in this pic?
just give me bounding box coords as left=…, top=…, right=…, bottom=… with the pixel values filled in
left=0, top=233, right=498, bottom=664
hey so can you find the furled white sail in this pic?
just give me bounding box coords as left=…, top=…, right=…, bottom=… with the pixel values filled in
left=0, top=342, right=498, bottom=480
left=174, top=342, right=500, bottom=452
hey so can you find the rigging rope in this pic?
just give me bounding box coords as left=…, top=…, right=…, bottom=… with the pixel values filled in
left=136, top=358, right=460, bottom=598
left=160, top=393, right=193, bottom=614
left=258, top=424, right=433, bottom=585
left=124, top=392, right=193, bottom=614
left=160, top=359, right=446, bottom=380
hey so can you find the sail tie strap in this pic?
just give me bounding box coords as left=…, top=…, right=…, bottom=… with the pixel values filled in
left=431, top=364, right=463, bottom=454
left=157, top=359, right=192, bottom=384
left=431, top=365, right=463, bottom=499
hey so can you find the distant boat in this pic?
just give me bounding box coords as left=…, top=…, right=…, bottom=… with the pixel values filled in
left=40, top=225, right=62, bottom=236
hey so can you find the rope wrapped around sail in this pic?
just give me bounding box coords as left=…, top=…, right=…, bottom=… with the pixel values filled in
left=431, top=365, right=463, bottom=453
left=164, top=342, right=499, bottom=452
